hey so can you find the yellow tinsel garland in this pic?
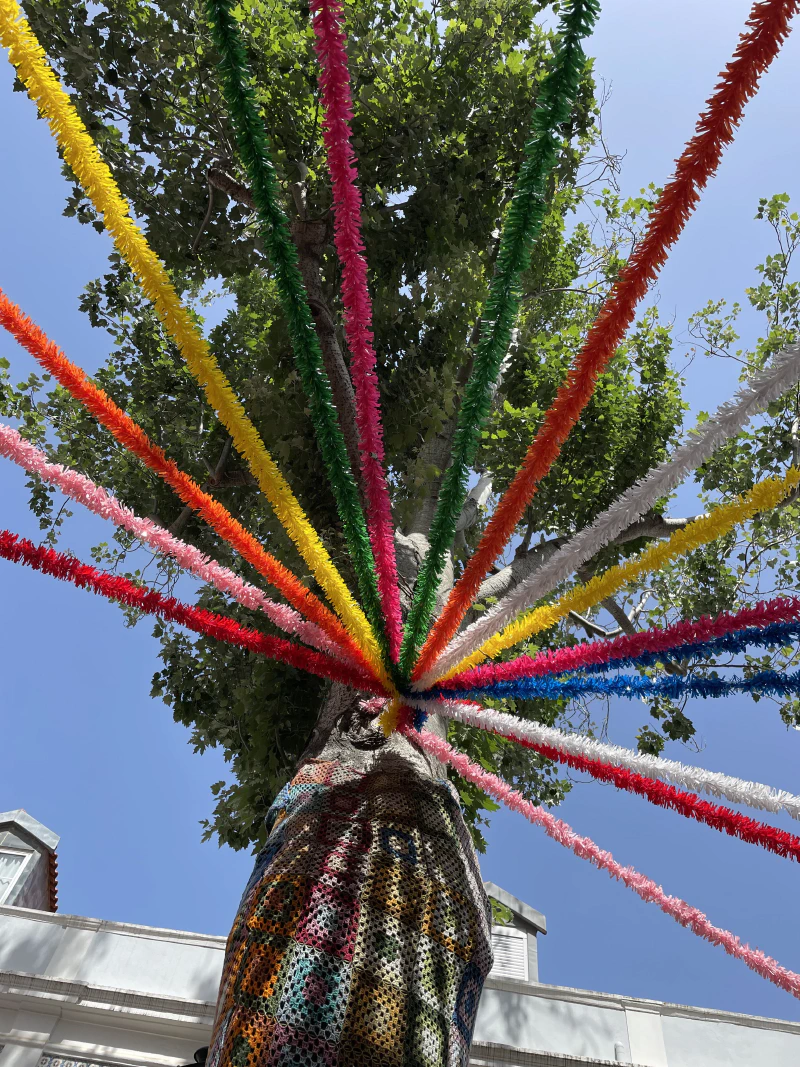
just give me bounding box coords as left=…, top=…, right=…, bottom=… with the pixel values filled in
left=0, top=0, right=390, bottom=688
left=442, top=466, right=800, bottom=678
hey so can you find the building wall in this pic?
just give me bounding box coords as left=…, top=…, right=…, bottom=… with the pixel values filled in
left=2, top=904, right=800, bottom=1067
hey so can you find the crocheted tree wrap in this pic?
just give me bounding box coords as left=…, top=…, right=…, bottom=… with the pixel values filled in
left=207, top=758, right=493, bottom=1066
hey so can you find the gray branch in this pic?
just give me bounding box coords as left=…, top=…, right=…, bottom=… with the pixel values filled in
left=208, top=166, right=254, bottom=209
left=568, top=610, right=621, bottom=639
left=600, top=596, right=638, bottom=636
left=169, top=437, right=232, bottom=535
left=471, top=510, right=700, bottom=610
left=207, top=167, right=364, bottom=481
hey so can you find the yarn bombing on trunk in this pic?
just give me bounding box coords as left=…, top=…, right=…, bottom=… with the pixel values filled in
left=0, top=422, right=351, bottom=662
left=414, top=0, right=800, bottom=681
left=0, top=286, right=377, bottom=681
left=309, top=0, right=403, bottom=662
left=0, top=530, right=380, bottom=692
left=440, top=595, right=800, bottom=688
left=403, top=722, right=800, bottom=1000
left=0, top=0, right=387, bottom=684
left=203, top=0, right=393, bottom=677
left=422, top=339, right=800, bottom=682
left=399, top=0, right=601, bottom=677
left=413, top=697, right=800, bottom=820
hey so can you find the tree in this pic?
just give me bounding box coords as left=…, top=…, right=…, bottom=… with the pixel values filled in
left=3, top=0, right=797, bottom=1062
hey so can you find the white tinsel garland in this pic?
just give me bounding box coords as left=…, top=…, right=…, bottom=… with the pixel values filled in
left=412, top=696, right=800, bottom=821
left=418, top=341, right=800, bottom=686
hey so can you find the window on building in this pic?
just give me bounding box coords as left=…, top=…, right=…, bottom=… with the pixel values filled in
left=0, top=848, right=30, bottom=904
left=489, top=925, right=529, bottom=982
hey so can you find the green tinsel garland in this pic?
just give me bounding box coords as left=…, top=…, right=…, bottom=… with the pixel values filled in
left=398, top=0, right=601, bottom=677
left=204, top=0, right=392, bottom=670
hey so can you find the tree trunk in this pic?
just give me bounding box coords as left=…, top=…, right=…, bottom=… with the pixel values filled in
left=206, top=706, right=493, bottom=1067
left=203, top=168, right=494, bottom=1065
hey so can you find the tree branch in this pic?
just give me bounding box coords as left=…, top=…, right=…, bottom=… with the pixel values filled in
left=169, top=437, right=233, bottom=535
left=568, top=610, right=620, bottom=639
left=600, top=596, right=637, bottom=635
left=207, top=166, right=364, bottom=483
left=208, top=166, right=254, bottom=209
left=470, top=510, right=699, bottom=609
left=289, top=215, right=363, bottom=479
left=191, top=178, right=215, bottom=255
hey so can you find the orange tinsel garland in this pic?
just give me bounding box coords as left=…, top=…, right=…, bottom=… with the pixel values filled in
left=412, top=0, right=799, bottom=681
left=0, top=287, right=381, bottom=685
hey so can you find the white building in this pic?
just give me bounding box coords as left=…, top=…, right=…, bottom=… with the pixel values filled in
left=2, top=809, right=800, bottom=1067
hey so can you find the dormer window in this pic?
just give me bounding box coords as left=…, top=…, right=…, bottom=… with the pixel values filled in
left=0, top=847, right=31, bottom=905
left=489, top=924, right=529, bottom=982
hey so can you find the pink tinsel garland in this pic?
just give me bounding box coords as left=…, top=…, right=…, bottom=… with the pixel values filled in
left=441, top=595, right=800, bottom=689
left=0, top=422, right=351, bottom=661
left=403, top=721, right=800, bottom=1000
left=310, top=0, right=403, bottom=660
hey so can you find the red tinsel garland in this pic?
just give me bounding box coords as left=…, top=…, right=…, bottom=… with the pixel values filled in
left=0, top=529, right=380, bottom=693
left=413, top=0, right=799, bottom=679
left=406, top=721, right=800, bottom=999
left=515, top=732, right=800, bottom=862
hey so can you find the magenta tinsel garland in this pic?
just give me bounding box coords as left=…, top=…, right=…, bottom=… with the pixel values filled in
left=310, top=0, right=403, bottom=660
left=441, top=595, right=800, bottom=690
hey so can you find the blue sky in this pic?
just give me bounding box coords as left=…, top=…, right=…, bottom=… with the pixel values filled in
left=2, top=0, right=800, bottom=1024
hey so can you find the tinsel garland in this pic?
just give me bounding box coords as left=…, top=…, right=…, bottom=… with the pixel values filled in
left=0, top=287, right=378, bottom=682
left=459, top=666, right=800, bottom=702
left=410, top=699, right=800, bottom=861
left=0, top=530, right=380, bottom=692
left=0, top=422, right=352, bottom=661
left=404, top=722, right=800, bottom=1000
left=425, top=340, right=800, bottom=681
left=309, top=0, right=402, bottom=661
left=441, top=596, right=800, bottom=689
left=498, top=723, right=800, bottom=862
left=0, top=0, right=387, bottom=684
left=412, top=697, right=800, bottom=820
left=400, top=0, right=601, bottom=678
left=429, top=464, right=800, bottom=681
left=203, top=0, right=392, bottom=675
left=414, top=0, right=799, bottom=681
left=578, top=621, right=800, bottom=675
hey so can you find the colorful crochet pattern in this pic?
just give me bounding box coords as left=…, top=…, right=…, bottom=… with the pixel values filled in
left=206, top=758, right=492, bottom=1067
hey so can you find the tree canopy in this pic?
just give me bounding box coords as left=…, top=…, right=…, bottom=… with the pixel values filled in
left=3, top=0, right=798, bottom=852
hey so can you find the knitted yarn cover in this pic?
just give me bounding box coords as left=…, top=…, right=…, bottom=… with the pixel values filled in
left=207, top=757, right=493, bottom=1067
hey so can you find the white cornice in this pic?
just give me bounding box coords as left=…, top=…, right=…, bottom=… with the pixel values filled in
left=483, top=976, right=800, bottom=1036
left=0, top=969, right=217, bottom=1027
left=0, top=905, right=227, bottom=949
